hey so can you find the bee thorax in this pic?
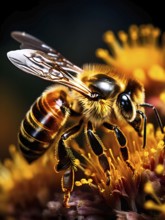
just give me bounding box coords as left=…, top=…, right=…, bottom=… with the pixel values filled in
left=78, top=98, right=113, bottom=126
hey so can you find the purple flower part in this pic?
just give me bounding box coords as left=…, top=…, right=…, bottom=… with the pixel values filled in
left=115, top=210, right=152, bottom=220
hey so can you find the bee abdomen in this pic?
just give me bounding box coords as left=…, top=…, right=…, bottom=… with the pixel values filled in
left=18, top=89, right=70, bottom=163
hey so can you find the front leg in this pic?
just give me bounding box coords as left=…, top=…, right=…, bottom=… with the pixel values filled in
left=103, top=122, right=128, bottom=160
left=86, top=121, right=111, bottom=185
left=103, top=122, right=134, bottom=172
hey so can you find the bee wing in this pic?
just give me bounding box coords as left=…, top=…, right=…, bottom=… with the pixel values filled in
left=7, top=49, right=92, bottom=97
left=11, top=31, right=83, bottom=75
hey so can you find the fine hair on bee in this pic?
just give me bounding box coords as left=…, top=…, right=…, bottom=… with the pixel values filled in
left=7, top=31, right=164, bottom=207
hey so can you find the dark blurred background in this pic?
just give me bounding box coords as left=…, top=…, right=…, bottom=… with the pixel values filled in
left=0, top=0, right=164, bottom=159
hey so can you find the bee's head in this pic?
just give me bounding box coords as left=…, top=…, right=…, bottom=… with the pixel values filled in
left=88, top=74, right=120, bottom=100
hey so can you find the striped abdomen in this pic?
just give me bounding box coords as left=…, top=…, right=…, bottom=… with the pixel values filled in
left=18, top=88, right=70, bottom=163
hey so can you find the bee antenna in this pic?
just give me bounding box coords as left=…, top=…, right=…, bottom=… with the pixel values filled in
left=137, top=110, right=147, bottom=148
left=139, top=103, right=164, bottom=134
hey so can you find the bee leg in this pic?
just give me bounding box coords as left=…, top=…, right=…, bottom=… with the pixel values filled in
left=139, top=103, right=164, bottom=134
left=55, top=119, right=83, bottom=207
left=86, top=121, right=111, bottom=185
left=103, top=122, right=126, bottom=146
left=103, top=122, right=134, bottom=172
left=56, top=119, right=83, bottom=172
left=62, top=167, right=75, bottom=208
left=136, top=110, right=147, bottom=148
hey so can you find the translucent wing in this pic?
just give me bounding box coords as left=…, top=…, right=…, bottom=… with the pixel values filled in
left=11, top=31, right=83, bottom=75
left=7, top=48, right=93, bottom=98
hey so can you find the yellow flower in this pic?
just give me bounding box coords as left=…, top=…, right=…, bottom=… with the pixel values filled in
left=0, top=145, right=62, bottom=218
left=74, top=123, right=165, bottom=219
left=96, top=24, right=165, bottom=87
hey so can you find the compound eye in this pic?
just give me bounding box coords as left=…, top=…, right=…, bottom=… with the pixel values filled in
left=117, top=93, right=134, bottom=122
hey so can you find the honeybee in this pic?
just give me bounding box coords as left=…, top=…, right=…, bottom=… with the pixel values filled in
left=7, top=31, right=164, bottom=207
